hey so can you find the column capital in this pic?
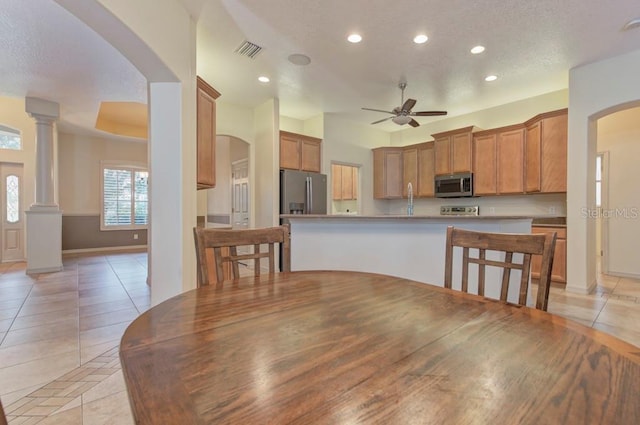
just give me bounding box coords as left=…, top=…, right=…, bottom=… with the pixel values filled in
left=25, top=97, right=59, bottom=122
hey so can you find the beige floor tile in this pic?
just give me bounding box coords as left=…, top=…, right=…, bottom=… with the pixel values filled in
left=80, top=322, right=130, bottom=351
left=17, top=299, right=78, bottom=317
left=10, top=308, right=78, bottom=331
left=1, top=318, right=79, bottom=348
left=0, top=318, right=13, bottom=333
left=0, top=384, right=42, bottom=404
left=592, top=322, right=640, bottom=348
left=80, top=341, right=120, bottom=366
left=0, top=335, right=78, bottom=368
left=0, top=308, right=20, bottom=321
left=36, top=405, right=83, bottom=425
left=0, top=285, right=32, bottom=301
left=80, top=308, right=139, bottom=332
left=82, top=390, right=134, bottom=425
left=79, top=299, right=136, bottom=318
left=0, top=298, right=26, bottom=311
left=78, top=292, right=131, bottom=308
left=82, top=370, right=127, bottom=405
left=595, top=297, right=640, bottom=330
left=0, top=351, right=79, bottom=395
left=51, top=395, right=81, bottom=414
left=611, top=277, right=640, bottom=298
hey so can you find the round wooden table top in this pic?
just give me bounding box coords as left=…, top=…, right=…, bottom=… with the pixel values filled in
left=120, top=271, right=640, bottom=424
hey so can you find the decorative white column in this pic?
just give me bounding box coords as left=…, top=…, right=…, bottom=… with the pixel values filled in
left=24, top=97, right=63, bottom=274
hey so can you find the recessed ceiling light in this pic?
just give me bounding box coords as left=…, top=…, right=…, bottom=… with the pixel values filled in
left=347, top=33, right=362, bottom=43
left=413, top=34, right=428, bottom=44
left=288, top=53, right=311, bottom=66
left=470, top=45, right=485, bottom=54
left=485, top=75, right=498, bottom=82
left=258, top=76, right=270, bottom=83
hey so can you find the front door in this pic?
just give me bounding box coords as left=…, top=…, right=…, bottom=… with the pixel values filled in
left=231, top=159, right=249, bottom=230
left=1, top=163, right=24, bottom=262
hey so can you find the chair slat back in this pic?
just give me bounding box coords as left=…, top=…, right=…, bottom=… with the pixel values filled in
left=193, top=225, right=291, bottom=286
left=444, top=226, right=556, bottom=311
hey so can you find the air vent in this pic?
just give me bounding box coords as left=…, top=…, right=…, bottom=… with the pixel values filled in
left=234, top=40, right=263, bottom=59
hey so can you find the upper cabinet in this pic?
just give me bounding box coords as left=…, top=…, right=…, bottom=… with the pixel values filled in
left=403, top=142, right=435, bottom=198
left=280, top=131, right=322, bottom=172
left=332, top=164, right=358, bottom=201
left=472, top=125, right=525, bottom=196
left=373, top=147, right=403, bottom=199
left=432, top=126, right=475, bottom=175
left=525, top=109, right=568, bottom=193
left=196, top=76, right=221, bottom=190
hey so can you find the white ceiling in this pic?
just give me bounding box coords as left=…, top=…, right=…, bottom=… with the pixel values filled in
left=1, top=0, right=640, bottom=137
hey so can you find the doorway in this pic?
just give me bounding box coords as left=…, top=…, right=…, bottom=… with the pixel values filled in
left=231, top=159, right=249, bottom=230
left=0, top=162, right=25, bottom=262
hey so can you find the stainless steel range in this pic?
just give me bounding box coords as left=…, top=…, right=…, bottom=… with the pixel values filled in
left=440, top=205, right=479, bottom=216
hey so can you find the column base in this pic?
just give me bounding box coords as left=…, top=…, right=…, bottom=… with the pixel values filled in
left=25, top=208, right=63, bottom=274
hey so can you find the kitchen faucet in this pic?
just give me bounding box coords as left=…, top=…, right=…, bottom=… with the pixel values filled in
left=407, top=182, right=414, bottom=216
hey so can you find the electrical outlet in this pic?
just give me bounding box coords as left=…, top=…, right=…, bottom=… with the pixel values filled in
left=489, top=207, right=496, bottom=214
left=548, top=206, right=557, bottom=215
left=133, top=234, right=139, bottom=240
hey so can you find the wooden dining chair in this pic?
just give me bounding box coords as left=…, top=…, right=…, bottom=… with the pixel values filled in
left=444, top=226, right=557, bottom=311
left=193, top=224, right=291, bottom=287
left=0, top=397, right=8, bottom=425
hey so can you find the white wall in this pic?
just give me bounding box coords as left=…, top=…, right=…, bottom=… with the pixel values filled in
left=596, top=107, right=640, bottom=277
left=568, top=48, right=640, bottom=294
left=58, top=133, right=147, bottom=214
left=390, top=90, right=568, bottom=146
left=0, top=96, right=37, bottom=257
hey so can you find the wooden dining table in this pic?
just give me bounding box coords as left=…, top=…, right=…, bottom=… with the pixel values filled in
left=119, top=271, right=640, bottom=424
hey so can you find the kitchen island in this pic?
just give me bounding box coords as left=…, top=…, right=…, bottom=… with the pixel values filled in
left=281, top=214, right=538, bottom=304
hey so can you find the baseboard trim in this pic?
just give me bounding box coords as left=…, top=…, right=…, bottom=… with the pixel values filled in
left=603, top=271, right=640, bottom=280
left=62, top=245, right=147, bottom=254
left=27, top=265, right=64, bottom=274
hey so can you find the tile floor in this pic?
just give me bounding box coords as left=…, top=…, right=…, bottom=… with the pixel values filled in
left=0, top=252, right=639, bottom=424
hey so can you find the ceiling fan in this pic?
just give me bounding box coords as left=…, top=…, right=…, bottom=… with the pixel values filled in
left=362, top=82, right=447, bottom=127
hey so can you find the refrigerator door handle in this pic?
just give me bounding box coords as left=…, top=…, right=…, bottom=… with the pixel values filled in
left=308, top=176, right=313, bottom=213
left=305, top=177, right=310, bottom=214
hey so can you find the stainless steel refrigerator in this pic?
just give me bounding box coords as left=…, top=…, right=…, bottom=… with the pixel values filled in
left=280, top=169, right=327, bottom=215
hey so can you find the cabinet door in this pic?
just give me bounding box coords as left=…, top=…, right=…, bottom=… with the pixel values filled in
left=351, top=166, right=358, bottom=200
left=197, top=85, right=216, bottom=188
left=341, top=165, right=354, bottom=200
left=497, top=128, right=524, bottom=194
left=473, top=133, right=497, bottom=195
left=434, top=137, right=451, bottom=175
left=373, top=149, right=402, bottom=199
left=551, top=238, right=567, bottom=283
left=417, top=143, right=435, bottom=197
left=541, top=113, right=568, bottom=193
left=331, top=163, right=342, bottom=201
left=525, top=121, right=541, bottom=193
left=301, top=139, right=321, bottom=172
left=451, top=132, right=472, bottom=173
left=280, top=134, right=300, bottom=170
left=403, top=147, right=418, bottom=197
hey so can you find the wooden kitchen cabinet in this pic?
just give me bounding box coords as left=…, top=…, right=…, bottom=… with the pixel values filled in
left=531, top=226, right=566, bottom=284
left=417, top=142, right=435, bottom=197
left=196, top=76, right=221, bottom=189
left=432, top=126, right=475, bottom=175
left=403, top=146, right=418, bottom=198
left=473, top=125, right=524, bottom=195
left=473, top=131, right=497, bottom=195
left=525, top=109, right=568, bottom=193
left=497, top=126, right=525, bottom=194
left=280, top=131, right=322, bottom=172
left=373, top=147, right=403, bottom=199
left=332, top=164, right=358, bottom=200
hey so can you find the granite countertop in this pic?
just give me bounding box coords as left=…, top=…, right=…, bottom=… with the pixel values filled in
left=531, top=217, right=567, bottom=227
left=281, top=214, right=550, bottom=220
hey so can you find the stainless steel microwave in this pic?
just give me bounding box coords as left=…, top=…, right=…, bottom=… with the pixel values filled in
left=435, top=173, right=474, bottom=198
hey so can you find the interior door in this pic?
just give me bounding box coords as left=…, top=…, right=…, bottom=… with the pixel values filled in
left=1, top=163, right=24, bottom=262
left=231, top=160, right=249, bottom=230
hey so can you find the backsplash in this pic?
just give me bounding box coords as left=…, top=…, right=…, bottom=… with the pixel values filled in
left=332, top=199, right=359, bottom=214
left=383, top=193, right=566, bottom=217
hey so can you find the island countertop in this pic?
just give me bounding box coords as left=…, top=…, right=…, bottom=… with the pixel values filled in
left=281, top=214, right=563, bottom=220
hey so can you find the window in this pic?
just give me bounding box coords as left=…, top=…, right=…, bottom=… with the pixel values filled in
left=6, top=175, right=19, bottom=223
left=0, top=125, right=21, bottom=150
left=101, top=164, right=148, bottom=230
left=596, top=153, right=603, bottom=207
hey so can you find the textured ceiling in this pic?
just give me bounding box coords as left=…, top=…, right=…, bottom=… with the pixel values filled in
left=1, top=0, right=639, bottom=138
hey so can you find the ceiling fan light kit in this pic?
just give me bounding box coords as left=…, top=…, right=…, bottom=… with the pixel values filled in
left=362, top=82, right=447, bottom=127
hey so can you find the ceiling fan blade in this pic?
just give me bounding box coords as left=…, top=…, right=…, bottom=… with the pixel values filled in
left=362, top=107, right=395, bottom=114
left=371, top=116, right=394, bottom=125
left=408, top=118, right=420, bottom=128
left=412, top=111, right=448, bottom=116
left=401, top=98, right=417, bottom=112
